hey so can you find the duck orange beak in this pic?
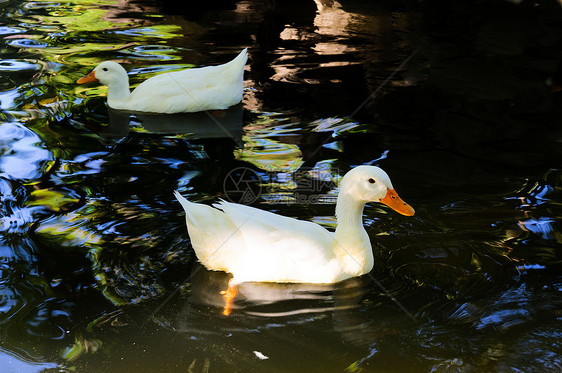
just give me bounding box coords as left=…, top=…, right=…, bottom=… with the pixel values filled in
left=77, top=70, right=97, bottom=84
left=380, top=188, right=415, bottom=216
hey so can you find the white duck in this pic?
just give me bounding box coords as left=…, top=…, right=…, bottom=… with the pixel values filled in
left=174, top=165, right=415, bottom=315
left=77, top=49, right=248, bottom=114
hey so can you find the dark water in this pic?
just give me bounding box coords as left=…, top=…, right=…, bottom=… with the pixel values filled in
left=1, top=0, right=561, bottom=371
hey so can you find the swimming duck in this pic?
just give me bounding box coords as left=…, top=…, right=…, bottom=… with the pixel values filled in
left=174, top=165, right=415, bottom=315
left=77, top=49, right=248, bottom=114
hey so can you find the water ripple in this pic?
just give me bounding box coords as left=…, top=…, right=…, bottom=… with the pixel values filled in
left=0, top=26, right=26, bottom=35
left=0, top=60, right=41, bottom=72
left=0, top=122, right=52, bottom=181
left=6, top=38, right=49, bottom=49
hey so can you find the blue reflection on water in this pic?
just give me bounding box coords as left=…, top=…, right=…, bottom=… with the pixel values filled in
left=519, top=217, right=556, bottom=239
left=0, top=351, right=57, bottom=373
left=0, top=90, right=21, bottom=110
left=0, top=122, right=52, bottom=181
left=0, top=60, right=42, bottom=72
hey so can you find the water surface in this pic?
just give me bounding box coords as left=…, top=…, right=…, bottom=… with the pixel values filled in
left=0, top=0, right=561, bottom=372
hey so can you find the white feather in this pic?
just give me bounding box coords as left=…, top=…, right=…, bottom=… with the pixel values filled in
left=174, top=166, right=415, bottom=285
left=79, top=49, right=248, bottom=114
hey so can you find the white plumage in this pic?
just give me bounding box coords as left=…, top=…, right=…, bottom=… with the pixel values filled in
left=77, top=49, right=248, bottom=114
left=174, top=166, right=415, bottom=286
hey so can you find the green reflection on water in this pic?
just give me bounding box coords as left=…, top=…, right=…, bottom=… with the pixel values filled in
left=30, top=7, right=124, bottom=32
left=235, top=114, right=304, bottom=172
left=235, top=135, right=303, bottom=172
left=27, top=188, right=79, bottom=212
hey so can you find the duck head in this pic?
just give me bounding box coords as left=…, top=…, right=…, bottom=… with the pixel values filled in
left=339, top=165, right=415, bottom=216
left=77, top=61, right=129, bottom=86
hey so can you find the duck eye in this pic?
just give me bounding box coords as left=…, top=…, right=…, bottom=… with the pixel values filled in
left=102, top=67, right=108, bottom=72
left=368, top=178, right=375, bottom=184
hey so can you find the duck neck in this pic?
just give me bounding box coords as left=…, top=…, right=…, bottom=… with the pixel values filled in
left=334, top=191, right=374, bottom=275
left=106, top=78, right=131, bottom=107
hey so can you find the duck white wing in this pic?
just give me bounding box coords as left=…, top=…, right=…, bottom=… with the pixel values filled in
left=175, top=192, right=345, bottom=284
left=213, top=201, right=342, bottom=283
left=128, top=49, right=247, bottom=113
left=214, top=200, right=331, bottom=240
left=171, top=48, right=247, bottom=87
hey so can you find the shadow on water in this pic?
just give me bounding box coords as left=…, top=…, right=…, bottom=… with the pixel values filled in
left=0, top=0, right=561, bottom=371
left=90, top=104, right=245, bottom=142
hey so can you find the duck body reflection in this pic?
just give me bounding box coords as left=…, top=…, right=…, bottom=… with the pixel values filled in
left=178, top=263, right=368, bottom=319
left=99, top=104, right=244, bottom=142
